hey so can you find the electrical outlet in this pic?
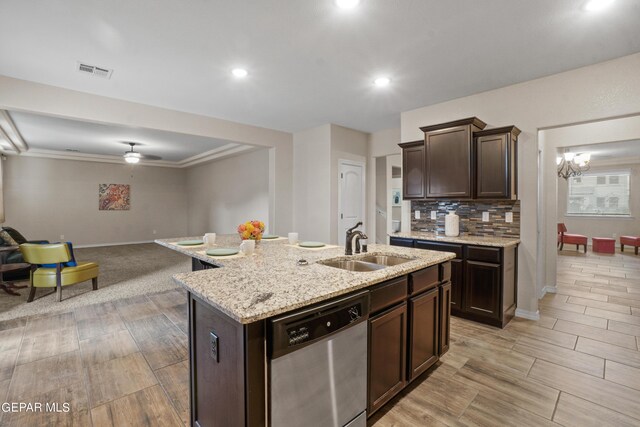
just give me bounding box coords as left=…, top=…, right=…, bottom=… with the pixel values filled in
left=60, top=234, right=65, bottom=240
left=612, top=233, right=617, bottom=239
left=415, top=210, right=421, bottom=219
left=482, top=212, right=490, bottom=222
left=430, top=211, right=437, bottom=220
left=152, top=229, right=157, bottom=235
left=505, top=212, right=513, bottom=223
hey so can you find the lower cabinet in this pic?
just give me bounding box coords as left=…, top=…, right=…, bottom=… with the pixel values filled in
left=408, top=288, right=439, bottom=380
left=464, top=260, right=501, bottom=320
left=368, top=303, right=407, bottom=414
left=392, top=238, right=518, bottom=328
left=450, top=259, right=463, bottom=310
left=368, top=266, right=450, bottom=417
left=439, top=281, right=452, bottom=356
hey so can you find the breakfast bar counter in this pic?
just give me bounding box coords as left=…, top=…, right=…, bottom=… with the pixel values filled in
left=156, top=235, right=455, bottom=324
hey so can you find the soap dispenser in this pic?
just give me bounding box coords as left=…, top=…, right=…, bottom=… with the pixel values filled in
left=445, top=211, right=460, bottom=237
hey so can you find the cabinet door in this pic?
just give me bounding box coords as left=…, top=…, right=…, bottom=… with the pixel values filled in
left=408, top=288, right=439, bottom=380
left=425, top=125, right=472, bottom=198
left=402, top=144, right=425, bottom=199
left=368, top=303, right=407, bottom=414
left=439, top=282, right=451, bottom=356
left=450, top=259, right=463, bottom=310
left=476, top=133, right=509, bottom=198
left=464, top=260, right=501, bottom=320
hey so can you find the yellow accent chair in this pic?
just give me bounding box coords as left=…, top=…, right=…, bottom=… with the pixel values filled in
left=19, top=243, right=99, bottom=302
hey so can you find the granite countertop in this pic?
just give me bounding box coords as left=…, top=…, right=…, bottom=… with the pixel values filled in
left=390, top=231, right=520, bottom=248
left=156, top=235, right=455, bottom=324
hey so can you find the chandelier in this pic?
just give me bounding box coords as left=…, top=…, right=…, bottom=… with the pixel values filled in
left=557, top=152, right=591, bottom=180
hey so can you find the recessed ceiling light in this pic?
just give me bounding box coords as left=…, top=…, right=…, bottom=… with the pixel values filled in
left=584, top=0, right=614, bottom=11
left=336, top=0, right=360, bottom=9
left=231, top=68, right=248, bottom=78
left=373, top=77, right=391, bottom=87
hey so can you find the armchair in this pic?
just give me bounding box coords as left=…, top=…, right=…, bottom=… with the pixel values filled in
left=557, top=223, right=588, bottom=253
left=19, top=243, right=99, bottom=302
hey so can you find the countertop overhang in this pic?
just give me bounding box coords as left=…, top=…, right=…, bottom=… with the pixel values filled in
left=390, top=231, right=520, bottom=248
left=157, top=236, right=455, bottom=324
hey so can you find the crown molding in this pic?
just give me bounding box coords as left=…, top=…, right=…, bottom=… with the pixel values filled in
left=9, top=143, right=257, bottom=169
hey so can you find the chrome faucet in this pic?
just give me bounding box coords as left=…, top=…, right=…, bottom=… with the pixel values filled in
left=345, top=222, right=368, bottom=255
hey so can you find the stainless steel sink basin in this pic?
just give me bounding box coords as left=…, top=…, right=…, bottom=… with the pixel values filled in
left=357, top=255, right=415, bottom=266
left=319, top=260, right=386, bottom=272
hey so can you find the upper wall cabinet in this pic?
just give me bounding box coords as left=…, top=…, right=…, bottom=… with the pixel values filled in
left=420, top=117, right=486, bottom=199
left=399, top=140, right=425, bottom=199
left=399, top=117, right=519, bottom=200
left=474, top=126, right=520, bottom=200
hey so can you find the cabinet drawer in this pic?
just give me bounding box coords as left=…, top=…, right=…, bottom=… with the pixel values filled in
left=415, top=240, right=463, bottom=259
left=370, top=277, right=408, bottom=314
left=409, top=266, right=439, bottom=295
left=440, top=261, right=451, bottom=282
left=466, top=246, right=501, bottom=263
left=389, top=237, right=414, bottom=248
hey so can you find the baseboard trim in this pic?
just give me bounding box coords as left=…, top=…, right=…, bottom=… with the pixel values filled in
left=74, top=240, right=154, bottom=249
left=539, top=285, right=557, bottom=299
left=515, top=308, right=540, bottom=321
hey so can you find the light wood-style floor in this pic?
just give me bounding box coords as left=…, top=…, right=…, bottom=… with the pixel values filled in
left=1, top=248, right=639, bottom=426
left=371, top=248, right=640, bottom=427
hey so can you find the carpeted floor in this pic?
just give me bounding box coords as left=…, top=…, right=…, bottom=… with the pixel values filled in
left=0, top=243, right=191, bottom=321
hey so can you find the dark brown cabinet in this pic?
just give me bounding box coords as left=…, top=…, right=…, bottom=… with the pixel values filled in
left=393, top=239, right=518, bottom=328
left=464, top=260, right=501, bottom=320
left=420, top=117, right=486, bottom=199
left=368, top=303, right=407, bottom=414
left=450, top=259, right=463, bottom=309
left=367, top=265, right=450, bottom=417
left=399, top=140, right=425, bottom=199
left=408, top=287, right=439, bottom=380
left=439, top=281, right=452, bottom=356
left=399, top=117, right=519, bottom=200
left=475, top=126, right=520, bottom=199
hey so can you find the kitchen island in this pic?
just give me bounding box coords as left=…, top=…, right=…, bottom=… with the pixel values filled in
left=157, top=235, right=455, bottom=427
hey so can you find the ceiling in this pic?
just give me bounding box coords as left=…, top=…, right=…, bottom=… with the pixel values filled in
left=1, top=1, right=640, bottom=133
left=565, top=139, right=640, bottom=161
left=6, top=110, right=236, bottom=162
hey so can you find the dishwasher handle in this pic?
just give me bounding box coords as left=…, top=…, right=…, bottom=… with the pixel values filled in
left=269, top=290, right=370, bottom=359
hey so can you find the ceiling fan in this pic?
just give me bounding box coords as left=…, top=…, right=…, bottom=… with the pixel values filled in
left=122, top=142, right=162, bottom=164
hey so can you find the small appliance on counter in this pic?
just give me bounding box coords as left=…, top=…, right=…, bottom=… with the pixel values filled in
left=444, top=211, right=460, bottom=237
left=392, top=220, right=401, bottom=232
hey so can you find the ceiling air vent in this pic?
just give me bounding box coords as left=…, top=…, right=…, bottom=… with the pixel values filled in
left=77, top=62, right=113, bottom=79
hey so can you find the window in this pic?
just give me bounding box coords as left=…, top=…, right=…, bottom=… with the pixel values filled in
left=567, top=172, right=631, bottom=216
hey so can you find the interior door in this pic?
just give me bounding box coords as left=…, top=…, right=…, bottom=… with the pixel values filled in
left=339, top=161, right=365, bottom=246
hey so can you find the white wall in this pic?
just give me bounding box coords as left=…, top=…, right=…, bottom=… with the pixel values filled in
left=293, top=125, right=332, bottom=242
left=401, top=52, right=640, bottom=317
left=3, top=156, right=188, bottom=246
left=558, top=159, right=640, bottom=245
left=186, top=149, right=270, bottom=236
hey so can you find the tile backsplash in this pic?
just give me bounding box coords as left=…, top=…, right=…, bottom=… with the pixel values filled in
left=411, top=200, right=520, bottom=238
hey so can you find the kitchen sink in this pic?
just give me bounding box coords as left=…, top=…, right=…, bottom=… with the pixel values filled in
left=357, top=255, right=415, bottom=266
left=318, top=260, right=386, bottom=272
left=318, top=255, right=415, bottom=272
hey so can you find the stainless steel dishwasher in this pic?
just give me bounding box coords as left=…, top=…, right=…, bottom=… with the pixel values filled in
left=269, top=290, right=370, bottom=427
